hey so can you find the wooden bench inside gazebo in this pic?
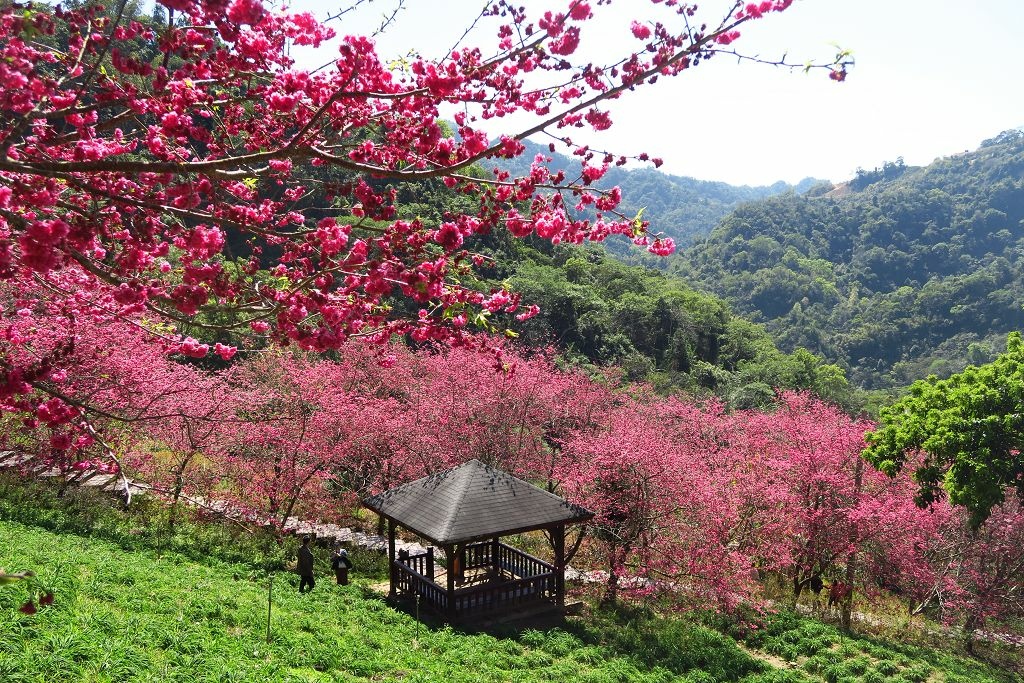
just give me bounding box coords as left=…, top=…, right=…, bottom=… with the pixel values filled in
left=362, top=459, right=592, bottom=622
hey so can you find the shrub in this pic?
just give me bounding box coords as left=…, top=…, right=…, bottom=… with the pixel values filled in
left=842, top=656, right=870, bottom=676
left=874, top=659, right=901, bottom=676
left=903, top=663, right=932, bottom=682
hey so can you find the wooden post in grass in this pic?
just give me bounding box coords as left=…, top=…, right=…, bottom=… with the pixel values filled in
left=415, top=593, right=421, bottom=648
left=266, top=575, right=273, bottom=643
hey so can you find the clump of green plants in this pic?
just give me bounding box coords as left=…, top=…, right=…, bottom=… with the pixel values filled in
left=712, top=608, right=1015, bottom=683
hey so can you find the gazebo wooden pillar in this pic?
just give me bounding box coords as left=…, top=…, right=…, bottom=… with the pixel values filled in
left=444, top=543, right=457, bottom=621
left=387, top=519, right=397, bottom=598
left=363, top=459, right=593, bottom=623
left=553, top=524, right=566, bottom=607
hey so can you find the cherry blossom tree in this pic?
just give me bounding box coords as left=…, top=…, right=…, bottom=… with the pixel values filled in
left=0, top=0, right=848, bottom=471
left=220, top=351, right=377, bottom=526
left=736, top=394, right=873, bottom=601
left=722, top=393, right=963, bottom=629
left=559, top=402, right=681, bottom=605
left=393, top=344, right=607, bottom=477
left=558, top=396, right=771, bottom=610
left=907, top=496, right=1024, bottom=650
left=0, top=273, right=238, bottom=507
left=658, top=396, right=794, bottom=606
left=120, top=357, right=237, bottom=531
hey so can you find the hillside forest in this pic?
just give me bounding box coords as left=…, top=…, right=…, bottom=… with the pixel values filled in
left=490, top=131, right=1024, bottom=402
left=677, top=130, right=1024, bottom=390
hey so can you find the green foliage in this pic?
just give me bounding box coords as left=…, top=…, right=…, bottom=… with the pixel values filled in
left=565, top=605, right=764, bottom=680
left=710, top=610, right=1013, bottom=683
left=502, top=245, right=857, bottom=408
left=677, top=132, right=1024, bottom=391
left=1, top=518, right=1016, bottom=682
left=0, top=474, right=294, bottom=572
left=1, top=521, right=760, bottom=682
left=863, top=331, right=1024, bottom=523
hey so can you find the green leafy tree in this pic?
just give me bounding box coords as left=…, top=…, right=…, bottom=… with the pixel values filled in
left=863, top=332, right=1024, bottom=524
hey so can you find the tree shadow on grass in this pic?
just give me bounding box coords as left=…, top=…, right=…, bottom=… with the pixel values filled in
left=555, top=602, right=767, bottom=680
left=383, top=593, right=768, bottom=681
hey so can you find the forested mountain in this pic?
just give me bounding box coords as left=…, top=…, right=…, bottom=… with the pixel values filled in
left=465, top=231, right=856, bottom=409
left=676, top=129, right=1024, bottom=389
left=499, top=140, right=822, bottom=253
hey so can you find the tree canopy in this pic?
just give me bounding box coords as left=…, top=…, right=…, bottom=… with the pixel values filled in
left=863, top=331, right=1024, bottom=525
left=499, top=244, right=856, bottom=407
left=0, top=0, right=849, bottom=464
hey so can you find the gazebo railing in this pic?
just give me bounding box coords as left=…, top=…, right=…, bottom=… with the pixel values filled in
left=463, top=541, right=554, bottom=578
left=453, top=572, right=555, bottom=615
left=394, top=542, right=557, bottom=618
left=463, top=541, right=492, bottom=571
left=399, top=549, right=434, bottom=580
left=393, top=561, right=447, bottom=610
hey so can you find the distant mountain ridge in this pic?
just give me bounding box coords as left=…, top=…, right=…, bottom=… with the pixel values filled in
left=674, top=130, right=1024, bottom=390
left=498, top=139, right=824, bottom=252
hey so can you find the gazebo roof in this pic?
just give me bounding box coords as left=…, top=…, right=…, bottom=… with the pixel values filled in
left=362, top=459, right=593, bottom=545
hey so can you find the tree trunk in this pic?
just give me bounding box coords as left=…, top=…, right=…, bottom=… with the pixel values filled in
left=601, top=546, right=620, bottom=606
left=963, top=613, right=978, bottom=655
left=277, top=467, right=324, bottom=528
left=168, top=452, right=196, bottom=534
left=841, top=457, right=865, bottom=631
left=564, top=526, right=586, bottom=565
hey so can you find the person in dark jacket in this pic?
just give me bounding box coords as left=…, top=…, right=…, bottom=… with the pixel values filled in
left=297, top=536, right=315, bottom=593
left=331, top=544, right=353, bottom=585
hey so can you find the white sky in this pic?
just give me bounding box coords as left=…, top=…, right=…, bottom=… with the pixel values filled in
left=292, top=0, right=1024, bottom=186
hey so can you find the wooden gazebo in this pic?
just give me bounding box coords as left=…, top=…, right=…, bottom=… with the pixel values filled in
left=362, top=459, right=593, bottom=621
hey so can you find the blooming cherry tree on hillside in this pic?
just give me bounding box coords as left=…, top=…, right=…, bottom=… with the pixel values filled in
left=905, top=496, right=1024, bottom=650
left=1, top=273, right=237, bottom=503
left=397, top=344, right=610, bottom=478
left=558, top=397, right=772, bottom=609
left=221, top=351, right=381, bottom=525
left=0, top=0, right=848, bottom=467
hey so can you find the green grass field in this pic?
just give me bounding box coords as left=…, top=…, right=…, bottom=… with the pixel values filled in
left=1, top=518, right=1016, bottom=683
left=0, top=478, right=1016, bottom=682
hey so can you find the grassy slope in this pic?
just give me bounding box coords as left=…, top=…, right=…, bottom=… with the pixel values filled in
left=0, top=521, right=1014, bottom=683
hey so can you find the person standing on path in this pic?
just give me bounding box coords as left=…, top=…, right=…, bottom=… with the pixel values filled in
left=331, top=544, right=352, bottom=586
left=297, top=536, right=316, bottom=593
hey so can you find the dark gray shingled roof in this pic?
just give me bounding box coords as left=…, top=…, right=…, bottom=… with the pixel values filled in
left=362, top=459, right=593, bottom=545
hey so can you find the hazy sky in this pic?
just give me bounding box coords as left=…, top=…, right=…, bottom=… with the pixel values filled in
left=296, top=0, right=1024, bottom=186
